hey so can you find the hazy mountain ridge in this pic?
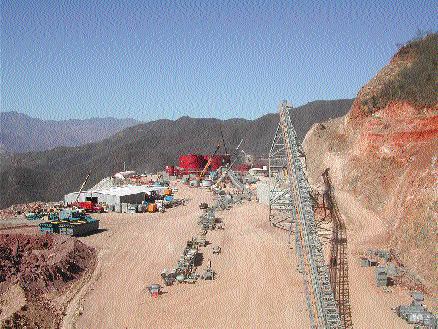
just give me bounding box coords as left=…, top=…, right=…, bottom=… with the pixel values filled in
left=0, top=99, right=353, bottom=208
left=0, top=112, right=141, bottom=153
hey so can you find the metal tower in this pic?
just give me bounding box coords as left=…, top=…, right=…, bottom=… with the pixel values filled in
left=272, top=100, right=343, bottom=329
left=268, top=124, right=294, bottom=232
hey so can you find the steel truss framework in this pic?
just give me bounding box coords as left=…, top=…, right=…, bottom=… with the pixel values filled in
left=323, top=170, right=353, bottom=329
left=270, top=101, right=343, bottom=329
left=268, top=124, right=294, bottom=232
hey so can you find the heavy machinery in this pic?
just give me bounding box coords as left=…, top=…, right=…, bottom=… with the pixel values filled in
left=76, top=170, right=92, bottom=203
left=77, top=201, right=104, bottom=213
left=199, top=143, right=221, bottom=178
left=199, top=126, right=230, bottom=178
left=71, top=169, right=104, bottom=212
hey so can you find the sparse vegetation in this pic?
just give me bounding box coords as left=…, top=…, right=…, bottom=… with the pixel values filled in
left=362, top=33, right=438, bottom=112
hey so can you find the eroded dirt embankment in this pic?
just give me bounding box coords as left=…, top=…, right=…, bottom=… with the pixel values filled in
left=303, top=34, right=438, bottom=293
left=0, top=232, right=96, bottom=328
left=303, top=102, right=437, bottom=293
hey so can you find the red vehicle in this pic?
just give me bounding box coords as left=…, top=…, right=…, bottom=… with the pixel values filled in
left=76, top=201, right=104, bottom=213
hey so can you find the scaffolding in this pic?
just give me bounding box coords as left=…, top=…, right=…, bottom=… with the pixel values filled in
left=270, top=100, right=343, bottom=329
left=323, top=169, right=353, bottom=329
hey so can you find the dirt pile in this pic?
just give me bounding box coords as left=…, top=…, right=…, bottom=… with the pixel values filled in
left=303, top=34, right=437, bottom=292
left=0, top=233, right=96, bottom=328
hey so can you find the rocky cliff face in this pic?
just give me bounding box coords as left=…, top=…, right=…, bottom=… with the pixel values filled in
left=304, top=34, right=437, bottom=291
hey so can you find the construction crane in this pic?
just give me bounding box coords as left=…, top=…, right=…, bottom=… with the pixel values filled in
left=75, top=170, right=92, bottom=203
left=199, top=125, right=230, bottom=178
left=199, top=143, right=221, bottom=178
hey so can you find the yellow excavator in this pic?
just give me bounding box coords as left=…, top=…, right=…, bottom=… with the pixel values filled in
left=199, top=126, right=229, bottom=179
left=199, top=143, right=221, bottom=178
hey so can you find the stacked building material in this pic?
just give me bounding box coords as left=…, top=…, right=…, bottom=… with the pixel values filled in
left=0, top=201, right=63, bottom=219
left=161, top=240, right=200, bottom=286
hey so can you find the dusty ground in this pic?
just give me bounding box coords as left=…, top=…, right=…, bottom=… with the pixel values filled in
left=0, top=230, right=96, bottom=328
left=334, top=190, right=437, bottom=328
left=55, top=184, right=415, bottom=329
left=64, top=186, right=309, bottom=329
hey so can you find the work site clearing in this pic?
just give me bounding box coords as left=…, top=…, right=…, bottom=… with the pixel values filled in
left=1, top=98, right=437, bottom=329
left=1, top=181, right=432, bottom=329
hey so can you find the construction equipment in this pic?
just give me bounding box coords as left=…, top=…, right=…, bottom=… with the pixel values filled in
left=161, top=270, right=175, bottom=285
left=77, top=201, right=104, bottom=213
left=270, top=101, right=342, bottom=328
left=199, top=203, right=208, bottom=210
left=198, top=208, right=217, bottom=230
left=58, top=216, right=99, bottom=236
left=375, top=266, right=389, bottom=287
left=75, top=170, right=92, bottom=203
left=200, top=126, right=230, bottom=179
left=395, top=292, right=437, bottom=328
left=165, top=239, right=200, bottom=285
left=200, top=143, right=221, bottom=178
left=39, top=210, right=99, bottom=236
left=147, top=284, right=162, bottom=298
left=212, top=246, right=221, bottom=254
left=72, top=168, right=105, bottom=212
left=182, top=274, right=199, bottom=284
left=200, top=260, right=215, bottom=280
left=192, top=234, right=208, bottom=247
left=161, top=269, right=176, bottom=286
left=25, top=212, right=45, bottom=220
left=323, top=169, right=353, bottom=328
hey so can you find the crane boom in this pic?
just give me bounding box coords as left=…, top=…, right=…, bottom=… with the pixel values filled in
left=76, top=171, right=92, bottom=203
left=200, top=143, right=221, bottom=178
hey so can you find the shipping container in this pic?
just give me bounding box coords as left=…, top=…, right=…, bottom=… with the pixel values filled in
left=59, top=220, right=99, bottom=236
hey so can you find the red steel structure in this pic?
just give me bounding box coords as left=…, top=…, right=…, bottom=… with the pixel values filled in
left=178, top=154, right=230, bottom=174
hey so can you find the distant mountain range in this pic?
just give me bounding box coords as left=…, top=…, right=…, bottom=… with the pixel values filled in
left=0, top=99, right=353, bottom=208
left=0, top=112, right=141, bottom=153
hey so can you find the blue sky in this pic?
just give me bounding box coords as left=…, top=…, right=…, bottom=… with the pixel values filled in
left=1, top=0, right=436, bottom=121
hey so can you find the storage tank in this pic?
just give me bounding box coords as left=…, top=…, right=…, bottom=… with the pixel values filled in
left=165, top=165, right=175, bottom=176
left=234, top=163, right=251, bottom=173
left=179, top=154, right=205, bottom=174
